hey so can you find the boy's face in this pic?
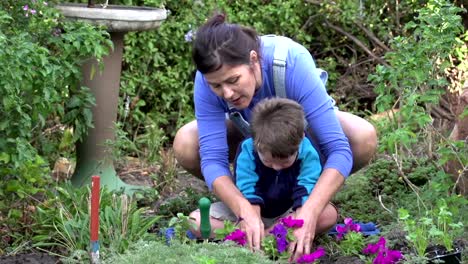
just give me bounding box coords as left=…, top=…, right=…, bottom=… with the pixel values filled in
left=258, top=150, right=298, bottom=171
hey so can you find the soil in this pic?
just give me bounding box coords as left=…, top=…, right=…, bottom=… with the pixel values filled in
left=0, top=253, right=60, bottom=264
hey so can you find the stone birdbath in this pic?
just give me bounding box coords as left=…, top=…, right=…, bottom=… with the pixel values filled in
left=56, top=1, right=166, bottom=194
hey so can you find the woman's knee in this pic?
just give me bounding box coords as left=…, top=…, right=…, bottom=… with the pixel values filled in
left=173, top=121, right=199, bottom=166
left=337, top=111, right=378, bottom=170
left=355, top=122, right=378, bottom=158
left=316, top=203, right=338, bottom=234
left=188, top=210, right=202, bottom=236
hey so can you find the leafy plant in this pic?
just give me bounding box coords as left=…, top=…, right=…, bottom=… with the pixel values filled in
left=398, top=201, right=463, bottom=257
left=167, top=213, right=197, bottom=245
left=32, top=183, right=160, bottom=258
left=430, top=199, right=464, bottom=251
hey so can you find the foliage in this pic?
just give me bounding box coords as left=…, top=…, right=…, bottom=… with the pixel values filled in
left=0, top=0, right=112, bottom=249
left=31, top=183, right=159, bottom=259
left=156, top=187, right=213, bottom=227
left=369, top=0, right=465, bottom=155
left=69, top=0, right=418, bottom=156
left=334, top=156, right=438, bottom=224
left=214, top=220, right=237, bottom=241
left=103, top=240, right=274, bottom=264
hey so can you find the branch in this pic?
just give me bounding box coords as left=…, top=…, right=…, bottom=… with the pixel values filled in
left=304, top=0, right=321, bottom=5
left=354, top=21, right=391, bottom=52
left=324, top=19, right=390, bottom=67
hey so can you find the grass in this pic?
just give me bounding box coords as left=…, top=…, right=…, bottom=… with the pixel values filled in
left=103, top=240, right=274, bottom=264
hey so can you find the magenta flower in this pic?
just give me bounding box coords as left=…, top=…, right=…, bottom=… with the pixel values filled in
left=297, top=247, right=326, bottom=263
left=224, top=229, right=246, bottom=246
left=373, top=249, right=403, bottom=264
left=363, top=236, right=386, bottom=254
left=281, top=216, right=304, bottom=228
left=363, top=236, right=403, bottom=264
left=336, top=217, right=361, bottom=240
left=23, top=5, right=29, bottom=11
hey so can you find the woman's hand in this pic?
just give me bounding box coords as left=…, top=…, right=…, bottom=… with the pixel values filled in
left=288, top=207, right=317, bottom=262
left=212, top=177, right=265, bottom=251
left=239, top=204, right=264, bottom=251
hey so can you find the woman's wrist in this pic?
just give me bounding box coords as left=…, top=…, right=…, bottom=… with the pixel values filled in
left=212, top=176, right=251, bottom=216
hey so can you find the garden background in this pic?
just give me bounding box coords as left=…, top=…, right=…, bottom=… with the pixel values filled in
left=0, top=0, right=467, bottom=263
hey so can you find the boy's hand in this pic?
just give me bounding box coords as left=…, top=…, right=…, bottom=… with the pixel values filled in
left=239, top=204, right=264, bottom=251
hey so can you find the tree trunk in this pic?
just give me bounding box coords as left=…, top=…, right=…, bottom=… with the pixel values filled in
left=445, top=84, right=468, bottom=195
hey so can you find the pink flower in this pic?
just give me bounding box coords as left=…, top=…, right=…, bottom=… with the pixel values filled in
left=281, top=216, right=304, bottom=228
left=23, top=5, right=29, bottom=11
left=297, top=247, right=326, bottom=263
left=224, top=229, right=246, bottom=246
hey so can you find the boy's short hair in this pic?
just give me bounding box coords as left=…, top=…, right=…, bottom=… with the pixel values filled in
left=251, top=97, right=305, bottom=158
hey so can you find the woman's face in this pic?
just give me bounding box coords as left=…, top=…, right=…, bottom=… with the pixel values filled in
left=204, top=57, right=261, bottom=109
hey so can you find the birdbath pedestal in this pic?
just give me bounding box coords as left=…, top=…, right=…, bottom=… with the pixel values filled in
left=57, top=3, right=166, bottom=194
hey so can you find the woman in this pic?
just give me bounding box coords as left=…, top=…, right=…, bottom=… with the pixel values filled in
left=173, top=13, right=377, bottom=261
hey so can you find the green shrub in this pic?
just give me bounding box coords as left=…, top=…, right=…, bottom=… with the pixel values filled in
left=369, top=0, right=465, bottom=155
left=0, top=0, right=112, bottom=249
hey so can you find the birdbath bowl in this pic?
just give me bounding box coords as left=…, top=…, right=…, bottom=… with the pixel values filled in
left=57, top=3, right=167, bottom=194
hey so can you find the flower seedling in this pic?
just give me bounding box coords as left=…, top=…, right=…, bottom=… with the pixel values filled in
left=334, top=217, right=366, bottom=256
left=222, top=216, right=326, bottom=263
left=168, top=213, right=198, bottom=244
left=432, top=199, right=463, bottom=252
left=399, top=201, right=463, bottom=258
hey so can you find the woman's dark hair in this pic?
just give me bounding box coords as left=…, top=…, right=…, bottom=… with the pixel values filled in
left=193, top=13, right=261, bottom=74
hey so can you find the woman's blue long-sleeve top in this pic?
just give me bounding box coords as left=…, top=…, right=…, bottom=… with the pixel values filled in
left=194, top=35, right=353, bottom=190
left=234, top=137, right=322, bottom=218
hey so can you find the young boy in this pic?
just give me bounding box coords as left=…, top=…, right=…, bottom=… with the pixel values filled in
left=188, top=97, right=323, bottom=239
left=234, top=97, right=322, bottom=224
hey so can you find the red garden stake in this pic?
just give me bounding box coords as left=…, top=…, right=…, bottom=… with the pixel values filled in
left=90, top=175, right=100, bottom=263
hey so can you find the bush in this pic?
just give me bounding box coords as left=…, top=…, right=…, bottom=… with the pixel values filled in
left=0, top=0, right=111, bottom=249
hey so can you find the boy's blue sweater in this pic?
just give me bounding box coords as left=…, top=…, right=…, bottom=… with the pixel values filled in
left=234, top=137, right=322, bottom=218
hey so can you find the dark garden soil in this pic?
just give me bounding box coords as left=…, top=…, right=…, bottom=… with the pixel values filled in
left=0, top=253, right=60, bottom=264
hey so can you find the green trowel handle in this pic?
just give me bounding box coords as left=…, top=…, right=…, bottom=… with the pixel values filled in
left=199, top=197, right=211, bottom=239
